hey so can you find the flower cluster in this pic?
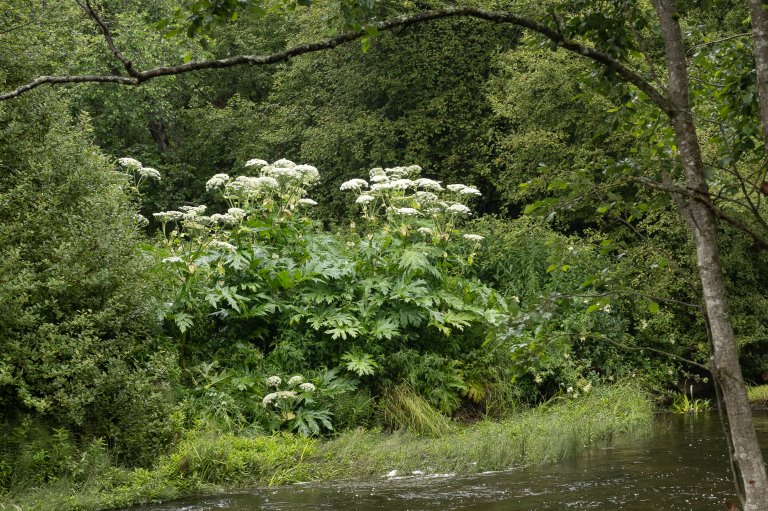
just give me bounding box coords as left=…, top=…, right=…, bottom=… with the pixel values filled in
left=261, top=374, right=316, bottom=407
left=118, top=157, right=161, bottom=184
left=339, top=164, right=484, bottom=243
left=205, top=158, right=320, bottom=215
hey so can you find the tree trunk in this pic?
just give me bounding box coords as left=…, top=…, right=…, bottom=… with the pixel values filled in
left=750, top=0, right=768, bottom=152
left=653, top=1, right=768, bottom=509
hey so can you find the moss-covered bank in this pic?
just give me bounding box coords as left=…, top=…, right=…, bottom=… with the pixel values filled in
left=1, top=385, right=653, bottom=511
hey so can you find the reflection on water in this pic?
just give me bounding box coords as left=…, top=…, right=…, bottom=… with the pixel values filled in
left=136, top=412, right=768, bottom=511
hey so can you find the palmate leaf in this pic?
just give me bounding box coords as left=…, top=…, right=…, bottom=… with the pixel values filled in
left=341, top=351, right=379, bottom=376
left=370, top=315, right=400, bottom=340
left=170, top=311, right=193, bottom=333
left=398, top=249, right=439, bottom=277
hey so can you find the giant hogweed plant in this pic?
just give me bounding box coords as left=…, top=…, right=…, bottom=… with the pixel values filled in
left=153, top=158, right=511, bottom=415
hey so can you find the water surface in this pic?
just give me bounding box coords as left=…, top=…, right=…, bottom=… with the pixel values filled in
left=137, top=412, right=768, bottom=511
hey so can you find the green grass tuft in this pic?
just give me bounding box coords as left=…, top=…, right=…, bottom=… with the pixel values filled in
left=380, top=384, right=456, bottom=437
left=748, top=385, right=768, bottom=404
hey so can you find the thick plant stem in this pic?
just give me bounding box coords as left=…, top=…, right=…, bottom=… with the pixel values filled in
left=653, top=1, right=768, bottom=509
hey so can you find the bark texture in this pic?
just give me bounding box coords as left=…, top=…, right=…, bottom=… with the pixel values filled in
left=750, top=0, right=768, bottom=152
left=653, top=1, right=768, bottom=509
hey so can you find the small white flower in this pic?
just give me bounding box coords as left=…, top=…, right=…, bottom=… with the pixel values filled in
left=227, top=207, right=246, bottom=220
left=209, top=240, right=236, bottom=251
left=153, top=210, right=184, bottom=222
left=418, top=227, right=433, bottom=235
left=137, top=167, right=161, bottom=181
left=262, top=392, right=277, bottom=406
left=447, top=203, right=472, bottom=215
left=390, top=178, right=415, bottom=190
left=370, top=174, right=389, bottom=183
left=459, top=187, right=481, bottom=197
left=406, top=164, right=423, bottom=173
left=369, top=167, right=385, bottom=178
left=299, top=382, right=316, bottom=392
left=266, top=375, right=282, bottom=387
left=179, top=205, right=207, bottom=218
left=340, top=178, right=369, bottom=191
left=394, top=207, right=420, bottom=216
left=566, top=386, right=574, bottom=393
left=415, top=192, right=438, bottom=204
left=265, top=166, right=300, bottom=181
left=294, top=164, right=320, bottom=185
left=356, top=194, right=375, bottom=204
left=135, top=213, right=149, bottom=227
left=298, top=198, right=318, bottom=206
left=244, top=158, right=269, bottom=168
left=463, top=234, right=484, bottom=241
left=447, top=184, right=468, bottom=193
left=162, top=256, right=183, bottom=263
left=370, top=182, right=394, bottom=191
left=118, top=157, right=142, bottom=169
left=415, top=178, right=443, bottom=191
left=582, top=383, right=592, bottom=393
left=288, top=375, right=304, bottom=385
left=272, top=158, right=296, bottom=168
left=206, top=173, right=230, bottom=191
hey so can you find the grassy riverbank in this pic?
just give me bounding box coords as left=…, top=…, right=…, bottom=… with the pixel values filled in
left=748, top=385, right=768, bottom=407
left=0, top=385, right=653, bottom=511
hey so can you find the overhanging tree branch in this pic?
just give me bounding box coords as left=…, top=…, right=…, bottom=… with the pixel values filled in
left=76, top=0, right=138, bottom=77
left=632, top=175, right=768, bottom=250
left=0, top=6, right=668, bottom=110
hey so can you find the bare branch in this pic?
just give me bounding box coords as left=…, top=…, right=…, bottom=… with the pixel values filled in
left=76, top=0, right=138, bottom=77
left=0, top=6, right=668, bottom=110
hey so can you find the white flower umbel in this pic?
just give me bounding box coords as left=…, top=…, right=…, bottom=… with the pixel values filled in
left=298, top=198, right=318, bottom=206
left=394, top=207, right=420, bottom=216
left=135, top=214, right=149, bottom=227
left=137, top=167, right=161, bottom=181
left=294, top=164, right=320, bottom=185
left=227, top=207, right=246, bottom=220
left=340, top=178, right=369, bottom=191
left=118, top=157, right=142, bottom=170
left=463, top=234, right=485, bottom=241
left=370, top=174, right=389, bottom=183
left=418, top=227, right=433, bottom=235
left=446, top=184, right=468, bottom=193
left=244, top=158, right=269, bottom=168
left=356, top=194, right=375, bottom=204
left=288, top=375, right=304, bottom=385
left=266, top=375, right=282, bottom=387
left=415, top=178, right=443, bottom=191
left=459, top=187, right=482, bottom=196
left=153, top=210, right=184, bottom=222
left=390, top=178, right=416, bottom=190
left=209, top=240, right=236, bottom=251
left=299, top=382, right=316, bottom=392
left=162, top=256, right=183, bottom=263
left=206, top=173, right=230, bottom=191
left=179, top=205, right=207, bottom=217
left=272, top=158, right=296, bottom=168
left=447, top=203, right=472, bottom=215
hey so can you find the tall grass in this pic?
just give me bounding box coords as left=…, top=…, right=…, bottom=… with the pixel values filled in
left=380, top=385, right=456, bottom=437
left=316, top=384, right=653, bottom=478
left=748, top=385, right=768, bottom=404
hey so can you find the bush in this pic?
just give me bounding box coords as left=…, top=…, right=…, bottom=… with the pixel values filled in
left=0, top=97, right=174, bottom=462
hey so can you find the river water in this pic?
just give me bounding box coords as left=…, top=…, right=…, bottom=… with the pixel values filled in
left=137, top=412, right=768, bottom=511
